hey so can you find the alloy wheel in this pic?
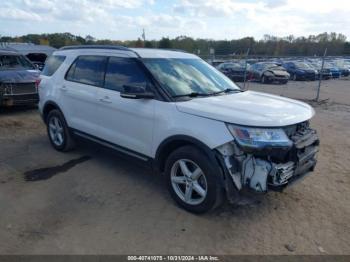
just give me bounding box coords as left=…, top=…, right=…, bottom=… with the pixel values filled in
left=48, top=116, right=64, bottom=146
left=170, top=159, right=208, bottom=205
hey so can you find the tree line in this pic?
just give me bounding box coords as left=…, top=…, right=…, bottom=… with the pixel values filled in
left=1, top=32, right=349, bottom=57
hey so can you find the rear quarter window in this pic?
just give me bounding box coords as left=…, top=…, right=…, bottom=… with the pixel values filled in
left=41, top=55, right=66, bottom=76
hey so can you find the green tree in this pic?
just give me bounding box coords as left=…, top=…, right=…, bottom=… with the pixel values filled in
left=158, top=37, right=172, bottom=48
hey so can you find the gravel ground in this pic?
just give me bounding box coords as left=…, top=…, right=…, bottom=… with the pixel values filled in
left=0, top=79, right=349, bottom=255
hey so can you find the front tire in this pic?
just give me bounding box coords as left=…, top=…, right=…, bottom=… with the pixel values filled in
left=165, top=146, right=224, bottom=213
left=46, top=109, right=76, bottom=152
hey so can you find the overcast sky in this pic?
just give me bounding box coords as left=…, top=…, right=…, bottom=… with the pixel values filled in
left=0, top=0, right=349, bottom=40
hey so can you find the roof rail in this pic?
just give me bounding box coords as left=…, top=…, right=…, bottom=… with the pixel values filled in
left=161, top=48, right=188, bottom=53
left=60, top=45, right=130, bottom=51
left=59, top=45, right=141, bottom=58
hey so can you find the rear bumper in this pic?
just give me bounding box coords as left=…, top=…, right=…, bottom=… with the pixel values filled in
left=0, top=93, right=39, bottom=106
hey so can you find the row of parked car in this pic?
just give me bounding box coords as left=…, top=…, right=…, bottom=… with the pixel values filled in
left=215, top=58, right=350, bottom=84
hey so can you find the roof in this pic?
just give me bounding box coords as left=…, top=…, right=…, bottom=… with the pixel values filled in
left=0, top=49, right=21, bottom=55
left=60, top=45, right=129, bottom=52
left=0, top=43, right=56, bottom=56
left=130, top=48, right=197, bottom=59
left=56, top=45, right=198, bottom=59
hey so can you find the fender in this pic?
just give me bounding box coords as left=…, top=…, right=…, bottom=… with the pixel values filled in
left=42, top=100, right=63, bottom=122
left=154, top=135, right=219, bottom=172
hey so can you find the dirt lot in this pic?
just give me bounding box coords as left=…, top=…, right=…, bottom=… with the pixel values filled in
left=0, top=79, right=349, bottom=255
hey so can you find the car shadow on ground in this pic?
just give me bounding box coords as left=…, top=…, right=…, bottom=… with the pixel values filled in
left=69, top=137, right=278, bottom=219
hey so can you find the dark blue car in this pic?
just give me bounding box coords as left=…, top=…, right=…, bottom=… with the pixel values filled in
left=326, top=61, right=347, bottom=77
left=283, top=61, right=318, bottom=81
left=0, top=50, right=40, bottom=106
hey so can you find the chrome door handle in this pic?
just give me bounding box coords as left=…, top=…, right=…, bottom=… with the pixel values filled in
left=99, top=96, right=112, bottom=103
left=60, top=86, right=67, bottom=92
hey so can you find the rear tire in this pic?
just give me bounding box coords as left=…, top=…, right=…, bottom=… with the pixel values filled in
left=165, top=146, right=224, bottom=214
left=46, top=109, right=76, bottom=152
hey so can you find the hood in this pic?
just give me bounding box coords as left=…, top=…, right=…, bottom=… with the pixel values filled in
left=176, top=91, right=314, bottom=127
left=0, top=69, right=40, bottom=83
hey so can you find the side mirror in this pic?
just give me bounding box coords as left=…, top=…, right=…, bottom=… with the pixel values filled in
left=120, top=85, right=155, bottom=99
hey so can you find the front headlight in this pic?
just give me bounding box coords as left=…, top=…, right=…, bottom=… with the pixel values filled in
left=227, top=124, right=292, bottom=149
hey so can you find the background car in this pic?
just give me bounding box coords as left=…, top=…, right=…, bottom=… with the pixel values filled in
left=249, top=62, right=289, bottom=84
left=0, top=50, right=40, bottom=106
left=307, top=60, right=332, bottom=80
left=283, top=61, right=318, bottom=81
left=31, top=61, right=45, bottom=71
left=327, top=60, right=350, bottom=77
left=323, top=61, right=341, bottom=78
left=216, top=62, right=247, bottom=82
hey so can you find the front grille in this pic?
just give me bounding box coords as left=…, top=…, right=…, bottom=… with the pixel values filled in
left=1, top=93, right=39, bottom=106
left=270, top=161, right=295, bottom=185
left=268, top=122, right=319, bottom=187
left=1, top=82, right=37, bottom=95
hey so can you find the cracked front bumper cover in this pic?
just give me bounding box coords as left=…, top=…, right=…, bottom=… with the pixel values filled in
left=216, top=125, right=319, bottom=199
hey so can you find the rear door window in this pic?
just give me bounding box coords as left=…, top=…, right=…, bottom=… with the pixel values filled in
left=41, top=55, right=66, bottom=76
left=104, top=57, right=151, bottom=92
left=66, top=56, right=106, bottom=86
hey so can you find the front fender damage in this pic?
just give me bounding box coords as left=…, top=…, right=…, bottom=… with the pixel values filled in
left=215, top=126, right=319, bottom=202
left=216, top=142, right=272, bottom=199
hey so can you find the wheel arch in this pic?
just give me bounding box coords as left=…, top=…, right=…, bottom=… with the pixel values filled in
left=154, top=135, right=220, bottom=174
left=42, top=100, right=63, bottom=123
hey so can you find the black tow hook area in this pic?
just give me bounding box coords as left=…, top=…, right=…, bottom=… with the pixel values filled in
left=24, top=156, right=91, bottom=182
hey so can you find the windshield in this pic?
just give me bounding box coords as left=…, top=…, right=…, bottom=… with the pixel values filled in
left=142, top=58, right=240, bottom=97
left=0, top=55, right=35, bottom=70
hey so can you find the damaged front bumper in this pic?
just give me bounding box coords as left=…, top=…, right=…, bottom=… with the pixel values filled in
left=216, top=123, right=319, bottom=202
left=0, top=82, right=39, bottom=106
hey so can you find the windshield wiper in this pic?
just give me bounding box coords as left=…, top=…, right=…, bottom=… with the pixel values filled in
left=172, top=89, right=242, bottom=99
left=172, top=92, right=211, bottom=98
left=210, top=88, right=242, bottom=95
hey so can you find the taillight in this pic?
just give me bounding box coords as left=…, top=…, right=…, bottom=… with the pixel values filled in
left=35, top=78, right=42, bottom=89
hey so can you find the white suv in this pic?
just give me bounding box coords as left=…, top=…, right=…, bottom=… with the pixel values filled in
left=38, top=46, right=319, bottom=213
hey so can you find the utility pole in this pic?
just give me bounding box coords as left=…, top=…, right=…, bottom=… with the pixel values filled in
left=142, top=28, right=146, bottom=44
left=209, top=47, right=215, bottom=65
left=316, top=48, right=327, bottom=101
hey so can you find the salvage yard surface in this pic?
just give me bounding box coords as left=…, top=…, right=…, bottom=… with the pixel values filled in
left=0, top=79, right=349, bottom=255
